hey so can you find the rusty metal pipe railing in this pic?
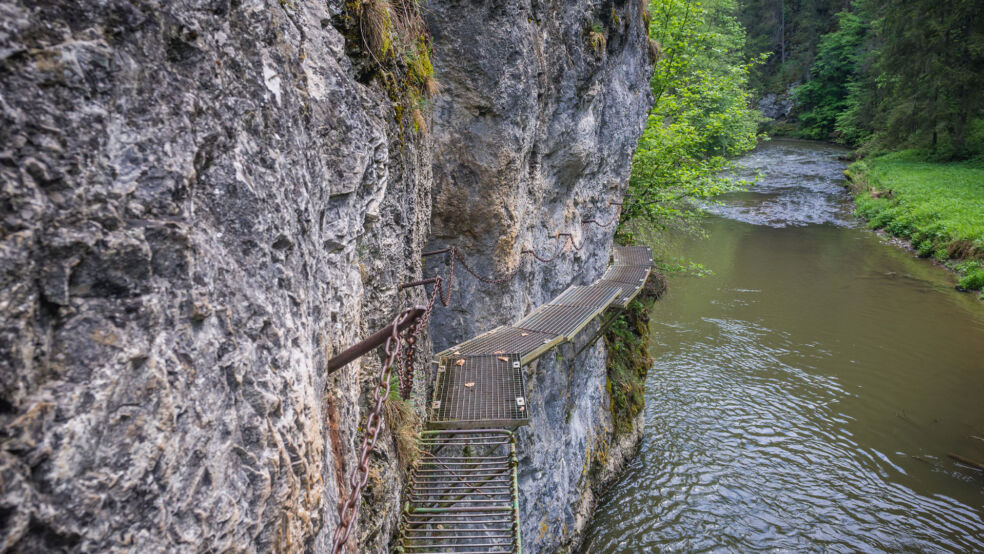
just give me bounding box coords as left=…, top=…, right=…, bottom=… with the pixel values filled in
left=325, top=307, right=426, bottom=374
left=400, top=277, right=440, bottom=290
left=421, top=247, right=451, bottom=257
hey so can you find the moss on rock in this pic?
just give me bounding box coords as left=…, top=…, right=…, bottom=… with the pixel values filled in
left=603, top=270, right=665, bottom=436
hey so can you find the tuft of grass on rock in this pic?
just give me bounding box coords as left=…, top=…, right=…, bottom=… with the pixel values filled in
left=588, top=21, right=607, bottom=55
left=340, top=0, right=438, bottom=131
left=359, top=0, right=395, bottom=62
left=638, top=0, right=651, bottom=27
left=647, top=38, right=662, bottom=63
left=384, top=374, right=420, bottom=470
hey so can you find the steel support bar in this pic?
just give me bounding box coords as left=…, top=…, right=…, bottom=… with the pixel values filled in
left=422, top=247, right=452, bottom=257
left=399, top=277, right=439, bottom=290
left=324, top=307, right=426, bottom=374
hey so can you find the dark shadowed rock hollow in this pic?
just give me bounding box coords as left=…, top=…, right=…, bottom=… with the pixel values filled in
left=0, top=0, right=651, bottom=551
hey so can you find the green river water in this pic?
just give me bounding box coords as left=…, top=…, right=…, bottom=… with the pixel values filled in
left=583, top=139, right=984, bottom=552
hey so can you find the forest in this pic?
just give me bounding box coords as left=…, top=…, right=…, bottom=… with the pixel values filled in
left=740, top=0, right=984, bottom=159
left=740, top=0, right=984, bottom=293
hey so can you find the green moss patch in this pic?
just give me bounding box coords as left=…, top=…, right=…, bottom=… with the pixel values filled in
left=334, top=0, right=437, bottom=134
left=603, top=273, right=664, bottom=436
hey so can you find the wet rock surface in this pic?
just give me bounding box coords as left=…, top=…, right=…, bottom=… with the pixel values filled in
left=0, top=0, right=650, bottom=551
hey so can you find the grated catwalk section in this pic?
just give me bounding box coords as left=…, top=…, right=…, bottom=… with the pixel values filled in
left=549, top=284, right=622, bottom=309
left=593, top=278, right=645, bottom=307
left=398, top=430, right=521, bottom=553
left=435, top=326, right=560, bottom=364
left=613, top=245, right=653, bottom=267
left=600, top=265, right=649, bottom=285
left=431, top=355, right=528, bottom=429
left=514, top=305, right=601, bottom=339
left=398, top=246, right=652, bottom=551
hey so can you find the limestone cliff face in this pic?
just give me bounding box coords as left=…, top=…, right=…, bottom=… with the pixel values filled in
left=0, top=1, right=431, bottom=550
left=0, top=0, right=651, bottom=552
left=423, top=1, right=652, bottom=550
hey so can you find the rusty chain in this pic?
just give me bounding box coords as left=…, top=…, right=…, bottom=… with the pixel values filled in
left=452, top=247, right=527, bottom=285
left=557, top=232, right=588, bottom=251
left=330, top=199, right=624, bottom=552
left=582, top=211, right=619, bottom=228
left=521, top=234, right=569, bottom=263
left=331, top=306, right=421, bottom=553
left=397, top=259, right=453, bottom=399
left=332, top=261, right=455, bottom=551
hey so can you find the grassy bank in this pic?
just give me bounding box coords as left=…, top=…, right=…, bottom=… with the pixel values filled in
left=846, top=151, right=984, bottom=297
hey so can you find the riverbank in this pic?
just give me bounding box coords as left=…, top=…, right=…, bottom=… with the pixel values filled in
left=845, top=151, right=984, bottom=298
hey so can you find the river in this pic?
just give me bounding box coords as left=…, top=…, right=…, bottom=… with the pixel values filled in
left=583, top=139, right=984, bottom=552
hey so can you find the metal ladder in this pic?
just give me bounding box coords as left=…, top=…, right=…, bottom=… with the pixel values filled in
left=396, top=430, right=521, bottom=553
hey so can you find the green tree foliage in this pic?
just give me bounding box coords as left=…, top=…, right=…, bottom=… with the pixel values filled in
left=793, top=8, right=868, bottom=139
left=738, top=0, right=846, bottom=94
left=763, top=0, right=984, bottom=159
left=864, top=0, right=984, bottom=158
left=623, top=0, right=762, bottom=236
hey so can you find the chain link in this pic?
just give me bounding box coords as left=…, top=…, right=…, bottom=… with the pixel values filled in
left=583, top=210, right=620, bottom=228
left=452, top=247, right=527, bottom=285
left=331, top=307, right=420, bottom=553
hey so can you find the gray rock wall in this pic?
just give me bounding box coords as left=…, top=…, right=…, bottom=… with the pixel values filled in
left=422, top=0, right=653, bottom=549
left=759, top=83, right=799, bottom=121
left=0, top=0, right=651, bottom=551
left=0, top=1, right=431, bottom=551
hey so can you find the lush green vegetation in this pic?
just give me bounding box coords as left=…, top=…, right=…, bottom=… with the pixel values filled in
left=848, top=153, right=984, bottom=296
left=622, top=0, right=763, bottom=243
left=738, top=1, right=984, bottom=298
left=738, top=0, right=844, bottom=95
left=603, top=277, right=663, bottom=435
left=792, top=7, right=868, bottom=142
left=748, top=0, right=984, bottom=159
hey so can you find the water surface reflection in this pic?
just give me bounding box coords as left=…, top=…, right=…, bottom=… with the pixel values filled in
left=582, top=139, right=984, bottom=552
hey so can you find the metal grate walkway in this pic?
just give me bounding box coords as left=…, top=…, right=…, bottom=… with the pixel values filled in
left=396, top=246, right=651, bottom=552
left=397, top=430, right=520, bottom=553
left=549, top=284, right=622, bottom=309
left=613, top=245, right=653, bottom=267
left=514, top=304, right=601, bottom=339
left=430, top=246, right=651, bottom=426
left=430, top=355, right=529, bottom=429
left=435, top=326, right=561, bottom=365
left=597, top=246, right=652, bottom=307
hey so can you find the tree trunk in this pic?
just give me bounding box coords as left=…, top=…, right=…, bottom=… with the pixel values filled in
left=780, top=0, right=786, bottom=64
